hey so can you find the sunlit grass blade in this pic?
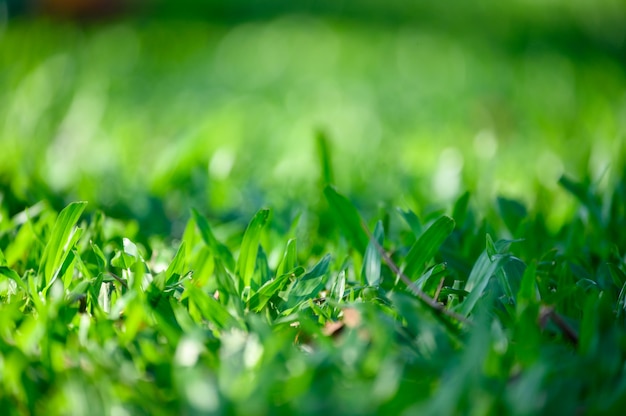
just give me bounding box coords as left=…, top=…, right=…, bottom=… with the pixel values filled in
left=38, top=201, right=87, bottom=291
left=184, top=284, right=243, bottom=331
left=324, top=186, right=368, bottom=254
left=282, top=254, right=330, bottom=309
left=165, top=241, right=187, bottom=285
left=457, top=239, right=512, bottom=317
left=191, top=208, right=235, bottom=271
left=248, top=266, right=305, bottom=312
left=362, top=220, right=384, bottom=286
left=276, top=238, right=297, bottom=277
left=402, top=216, right=455, bottom=281
left=397, top=208, right=422, bottom=237
left=236, top=208, right=270, bottom=289
left=316, top=130, right=335, bottom=186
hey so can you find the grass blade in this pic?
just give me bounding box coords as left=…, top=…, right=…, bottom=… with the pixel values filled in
left=276, top=238, right=297, bottom=277
left=38, top=201, right=87, bottom=291
left=402, top=216, right=455, bottom=281
left=165, top=241, right=187, bottom=285
left=324, top=186, right=368, bottom=254
left=191, top=208, right=235, bottom=272
left=236, top=208, right=270, bottom=289
left=362, top=220, right=384, bottom=286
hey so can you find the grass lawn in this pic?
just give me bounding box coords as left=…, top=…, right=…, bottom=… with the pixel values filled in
left=1, top=5, right=626, bottom=415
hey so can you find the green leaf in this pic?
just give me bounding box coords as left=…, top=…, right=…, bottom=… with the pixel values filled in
left=516, top=261, right=539, bottom=308
left=485, top=233, right=497, bottom=260
left=457, top=241, right=512, bottom=317
left=497, top=197, right=527, bottom=235
left=276, top=238, right=297, bottom=277
left=398, top=208, right=422, bottom=237
left=402, top=216, right=455, bottom=281
left=0, top=266, right=27, bottom=291
left=248, top=266, right=305, bottom=312
left=111, top=238, right=139, bottom=269
left=38, top=201, right=87, bottom=290
left=362, top=221, right=384, bottom=286
left=165, top=241, right=187, bottom=285
left=282, top=254, right=331, bottom=309
left=185, top=284, right=242, bottom=330
left=452, top=191, right=471, bottom=225
left=316, top=130, right=335, bottom=186
left=412, top=262, right=448, bottom=293
left=236, top=208, right=270, bottom=289
left=191, top=208, right=235, bottom=272
left=324, top=186, right=368, bottom=254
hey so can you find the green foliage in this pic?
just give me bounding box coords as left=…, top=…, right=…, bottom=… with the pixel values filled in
left=2, top=9, right=626, bottom=415
left=1, top=174, right=626, bottom=414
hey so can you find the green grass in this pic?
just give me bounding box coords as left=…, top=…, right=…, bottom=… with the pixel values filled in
left=1, top=9, right=626, bottom=415
left=2, top=169, right=626, bottom=415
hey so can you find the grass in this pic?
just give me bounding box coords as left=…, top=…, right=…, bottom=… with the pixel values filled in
left=1, top=8, right=626, bottom=416
left=2, top=148, right=626, bottom=414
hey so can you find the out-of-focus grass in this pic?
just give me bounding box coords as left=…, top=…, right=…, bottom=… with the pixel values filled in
left=1, top=14, right=625, bottom=236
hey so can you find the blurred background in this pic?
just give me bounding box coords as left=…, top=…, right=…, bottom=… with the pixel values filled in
left=1, top=0, right=625, bottom=236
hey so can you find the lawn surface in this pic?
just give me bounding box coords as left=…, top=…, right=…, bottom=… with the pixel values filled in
left=1, top=5, right=626, bottom=415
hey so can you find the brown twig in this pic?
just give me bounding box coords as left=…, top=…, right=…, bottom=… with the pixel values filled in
left=433, top=276, right=446, bottom=302
left=539, top=305, right=579, bottom=347
left=107, top=271, right=128, bottom=289
left=361, top=221, right=471, bottom=325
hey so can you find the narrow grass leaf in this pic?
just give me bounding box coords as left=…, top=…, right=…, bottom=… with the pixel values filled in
left=283, top=254, right=331, bottom=308
left=191, top=208, right=235, bottom=272
left=497, top=197, right=527, bottom=235
left=185, top=285, right=242, bottom=330
left=397, top=208, right=422, bottom=237
left=38, top=201, right=87, bottom=290
left=559, top=175, right=602, bottom=224
left=516, top=261, right=539, bottom=307
left=402, top=216, right=455, bottom=281
left=236, top=208, right=270, bottom=289
left=248, top=266, right=305, bottom=312
left=111, top=238, right=139, bottom=270
left=412, top=263, right=447, bottom=293
left=362, top=221, right=384, bottom=286
left=324, top=186, right=368, bottom=254
left=165, top=241, right=187, bottom=285
left=457, top=248, right=508, bottom=317
left=0, top=266, right=27, bottom=291
left=316, top=130, right=335, bottom=186
left=452, top=191, right=471, bottom=225
left=485, top=233, right=497, bottom=260
left=276, top=238, right=297, bottom=277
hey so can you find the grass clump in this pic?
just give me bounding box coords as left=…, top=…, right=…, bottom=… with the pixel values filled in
left=2, top=159, right=626, bottom=415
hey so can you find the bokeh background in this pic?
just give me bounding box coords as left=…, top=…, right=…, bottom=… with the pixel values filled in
left=2, top=0, right=625, bottom=236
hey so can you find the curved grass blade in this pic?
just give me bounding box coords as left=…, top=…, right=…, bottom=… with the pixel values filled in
left=402, top=216, right=455, bottom=281
left=38, top=201, right=87, bottom=291
left=236, top=208, right=270, bottom=289
left=165, top=241, right=187, bottom=285
left=276, top=238, right=297, bottom=278
left=191, top=208, right=235, bottom=272
left=457, top=239, right=514, bottom=317
left=324, top=186, right=368, bottom=254
left=362, top=220, right=384, bottom=286
left=316, top=130, right=335, bottom=186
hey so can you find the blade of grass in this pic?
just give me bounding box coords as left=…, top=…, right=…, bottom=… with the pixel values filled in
left=236, top=208, right=270, bottom=289
left=191, top=208, right=235, bottom=272
left=324, top=185, right=368, bottom=254
left=38, top=201, right=87, bottom=291
left=402, top=216, right=455, bottom=281
left=362, top=220, right=384, bottom=286
left=276, top=238, right=297, bottom=277
left=316, top=130, right=335, bottom=186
